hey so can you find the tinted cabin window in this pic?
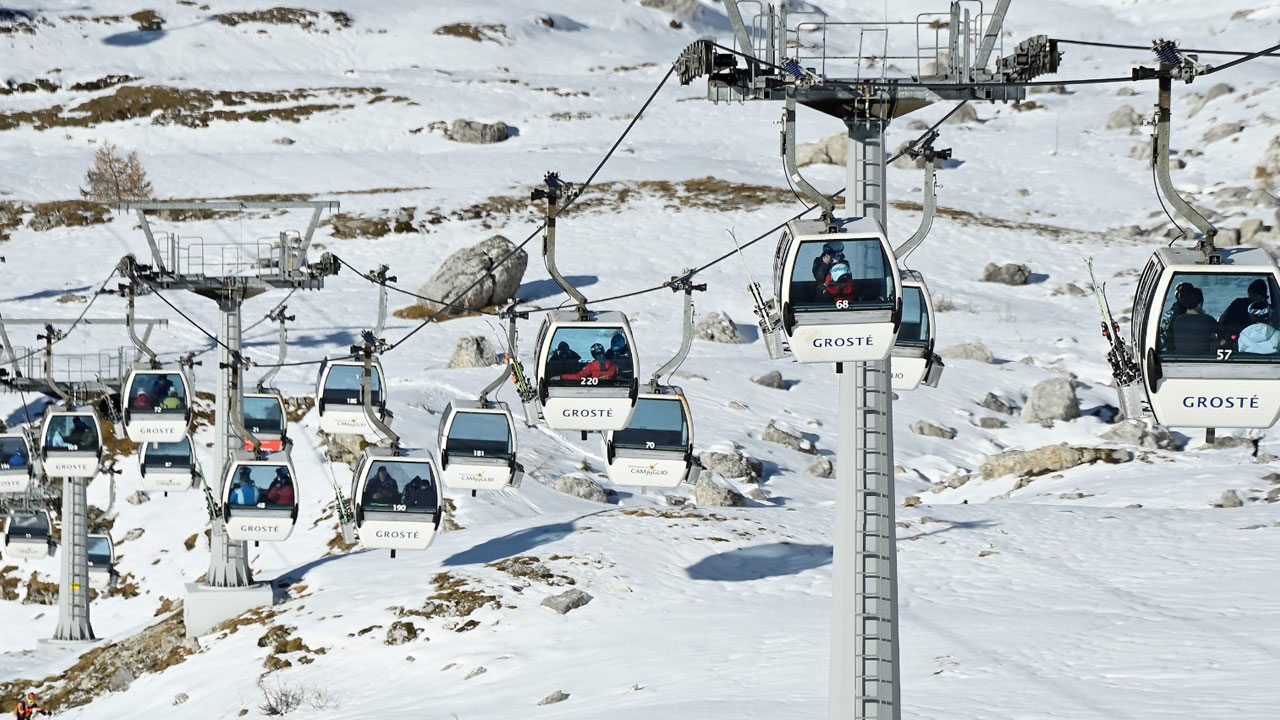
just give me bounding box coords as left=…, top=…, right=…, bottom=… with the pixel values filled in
left=790, top=238, right=894, bottom=312
left=8, top=513, right=48, bottom=535
left=361, top=461, right=436, bottom=513
left=243, top=397, right=284, bottom=433
left=897, top=287, right=929, bottom=346
left=545, top=326, right=635, bottom=387
left=127, top=373, right=187, bottom=413
left=446, top=413, right=512, bottom=459
left=1157, top=272, right=1280, bottom=361
left=227, top=465, right=295, bottom=510
left=86, top=537, right=112, bottom=565
left=0, top=437, right=29, bottom=467
left=323, top=366, right=382, bottom=406
left=612, top=398, right=688, bottom=452
left=145, top=440, right=192, bottom=468
left=45, top=416, right=98, bottom=452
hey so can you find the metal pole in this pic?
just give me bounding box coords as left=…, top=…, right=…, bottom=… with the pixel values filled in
left=54, top=476, right=94, bottom=641
left=206, top=297, right=253, bottom=587
left=831, top=116, right=900, bottom=720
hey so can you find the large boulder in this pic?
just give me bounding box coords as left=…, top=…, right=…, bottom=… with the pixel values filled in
left=944, top=103, right=980, bottom=125
left=698, top=449, right=758, bottom=480
left=761, top=420, right=817, bottom=454
left=541, top=588, right=593, bottom=615
left=796, top=132, right=845, bottom=167
left=549, top=474, right=608, bottom=503
left=1203, top=123, right=1244, bottom=144
left=1100, top=420, right=1177, bottom=450
left=693, top=311, right=745, bottom=343
left=940, top=342, right=994, bottom=364
left=1021, top=377, right=1080, bottom=424
left=693, top=475, right=747, bottom=507
left=639, top=0, right=701, bottom=18
left=753, top=369, right=786, bottom=389
left=980, top=262, right=1031, bottom=285
left=415, top=235, right=527, bottom=316
left=447, top=336, right=499, bottom=369
left=447, top=119, right=510, bottom=144
left=1105, top=105, right=1142, bottom=130
left=979, top=443, right=1130, bottom=479
left=912, top=421, right=955, bottom=440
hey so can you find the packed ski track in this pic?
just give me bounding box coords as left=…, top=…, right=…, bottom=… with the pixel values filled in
left=2, top=0, right=1279, bottom=717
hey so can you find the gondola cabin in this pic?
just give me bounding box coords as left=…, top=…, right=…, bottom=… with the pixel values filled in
left=40, top=410, right=102, bottom=479
left=535, top=310, right=638, bottom=432
left=86, top=533, right=116, bottom=587
left=604, top=392, right=698, bottom=489
left=221, top=459, right=298, bottom=542
left=122, top=368, right=193, bottom=443
left=773, top=217, right=901, bottom=364
left=139, top=438, right=196, bottom=493
left=243, top=392, right=287, bottom=452
left=1134, top=246, right=1280, bottom=428
left=0, top=429, right=36, bottom=494
left=437, top=401, right=522, bottom=491
left=2, top=511, right=55, bottom=559
left=891, top=271, right=944, bottom=391
left=350, top=452, right=442, bottom=551
left=315, top=359, right=386, bottom=435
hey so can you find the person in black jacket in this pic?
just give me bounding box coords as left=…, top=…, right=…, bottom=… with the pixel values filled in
left=1167, top=286, right=1221, bottom=355
left=1218, top=278, right=1268, bottom=346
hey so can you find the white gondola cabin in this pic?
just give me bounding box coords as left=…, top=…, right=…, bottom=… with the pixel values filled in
left=122, top=368, right=193, bottom=443
left=437, top=401, right=523, bottom=491
left=535, top=310, right=638, bottom=432
left=773, top=217, right=901, bottom=363
left=221, top=458, right=298, bottom=542
left=891, top=271, right=944, bottom=391
left=40, top=410, right=102, bottom=479
left=0, top=429, right=36, bottom=494
left=243, top=392, right=288, bottom=452
left=1134, top=247, right=1280, bottom=428
left=315, top=358, right=386, bottom=435
left=139, top=438, right=197, bottom=493
left=350, top=451, right=442, bottom=551
left=86, top=533, right=116, bottom=586
left=3, top=510, right=55, bottom=559
left=604, top=392, right=698, bottom=489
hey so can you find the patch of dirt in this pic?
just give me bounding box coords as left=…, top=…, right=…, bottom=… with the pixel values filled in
left=0, top=9, right=47, bottom=35
left=0, top=201, right=26, bottom=241
left=325, top=206, right=444, bottom=239
left=23, top=572, right=59, bottom=605
left=60, top=14, right=124, bottom=25
left=433, top=23, right=508, bottom=43
left=486, top=556, right=575, bottom=586
left=130, top=10, right=164, bottom=31
left=0, top=565, right=20, bottom=600
left=399, top=572, right=501, bottom=622
left=620, top=508, right=729, bottom=521
left=217, top=7, right=352, bottom=32
left=26, top=200, right=110, bottom=231
left=0, top=612, right=195, bottom=713
left=391, top=303, right=499, bottom=322
left=890, top=200, right=1093, bottom=242
left=0, top=85, right=403, bottom=131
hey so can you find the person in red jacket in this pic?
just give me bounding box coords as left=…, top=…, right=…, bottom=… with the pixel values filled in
left=265, top=468, right=295, bottom=508
left=820, top=261, right=857, bottom=305
left=14, top=692, right=43, bottom=719
left=554, top=343, right=617, bottom=381
left=130, top=389, right=152, bottom=411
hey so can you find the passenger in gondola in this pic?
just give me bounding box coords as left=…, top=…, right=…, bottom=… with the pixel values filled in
left=819, top=261, right=857, bottom=305
left=6, top=448, right=26, bottom=468
left=70, top=418, right=96, bottom=449
left=150, top=375, right=173, bottom=401
left=1236, top=302, right=1280, bottom=355
left=1158, top=281, right=1196, bottom=342
left=1219, top=279, right=1269, bottom=345
left=160, top=387, right=183, bottom=410
left=606, top=333, right=633, bottom=379
left=367, top=466, right=400, bottom=505
left=46, top=427, right=67, bottom=449
left=554, top=343, right=617, bottom=381
left=1166, top=286, right=1222, bottom=355
left=131, top=389, right=153, bottom=411
left=548, top=341, right=581, bottom=377
left=811, top=240, right=846, bottom=284
left=266, top=468, right=294, bottom=507
left=402, top=475, right=437, bottom=509
left=230, top=469, right=258, bottom=506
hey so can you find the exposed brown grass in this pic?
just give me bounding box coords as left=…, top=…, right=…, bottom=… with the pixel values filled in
left=434, top=23, right=508, bottom=43
left=217, top=7, right=351, bottom=32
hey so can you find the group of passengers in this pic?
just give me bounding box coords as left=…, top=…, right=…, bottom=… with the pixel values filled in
left=812, top=240, right=859, bottom=304
left=130, top=376, right=185, bottom=412
left=547, top=333, right=632, bottom=382
left=364, top=466, right=437, bottom=509
left=1162, top=279, right=1280, bottom=355
left=230, top=466, right=294, bottom=507
left=45, top=418, right=98, bottom=451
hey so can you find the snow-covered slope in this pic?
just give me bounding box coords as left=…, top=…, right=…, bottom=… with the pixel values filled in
left=2, top=0, right=1279, bottom=717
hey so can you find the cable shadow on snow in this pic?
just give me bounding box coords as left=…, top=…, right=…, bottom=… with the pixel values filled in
left=899, top=517, right=999, bottom=541
left=516, top=276, right=598, bottom=303
left=2, top=284, right=94, bottom=302
left=685, top=542, right=832, bottom=582
left=443, top=509, right=612, bottom=566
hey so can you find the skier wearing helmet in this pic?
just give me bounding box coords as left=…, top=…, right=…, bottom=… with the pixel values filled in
left=811, top=239, right=846, bottom=285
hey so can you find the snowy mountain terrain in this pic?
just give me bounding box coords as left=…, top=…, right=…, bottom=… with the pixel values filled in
left=2, top=0, right=1280, bottom=717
